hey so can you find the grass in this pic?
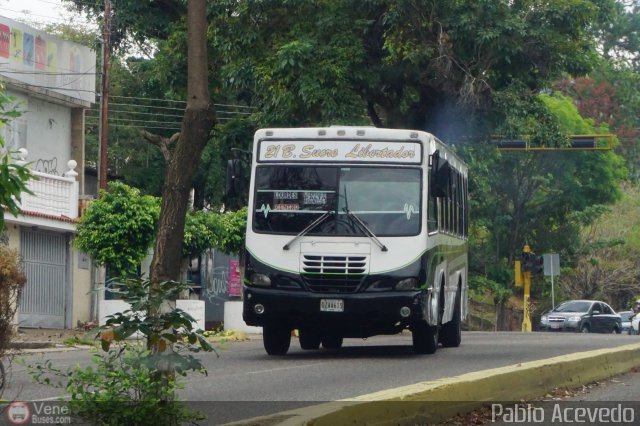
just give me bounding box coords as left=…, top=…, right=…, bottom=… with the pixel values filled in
left=63, top=334, right=97, bottom=347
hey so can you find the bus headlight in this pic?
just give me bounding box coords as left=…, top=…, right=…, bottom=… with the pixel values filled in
left=395, top=278, right=418, bottom=291
left=250, top=273, right=272, bottom=287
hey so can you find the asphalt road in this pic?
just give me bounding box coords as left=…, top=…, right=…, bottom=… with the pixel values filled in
left=2, top=331, right=639, bottom=424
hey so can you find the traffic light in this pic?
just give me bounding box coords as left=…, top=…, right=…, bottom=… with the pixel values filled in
left=532, top=255, right=544, bottom=274
left=495, top=134, right=612, bottom=151
left=496, top=139, right=527, bottom=149
left=520, top=251, right=534, bottom=272
left=569, top=137, right=596, bottom=149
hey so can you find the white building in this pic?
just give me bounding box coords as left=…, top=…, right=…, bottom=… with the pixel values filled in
left=1, top=16, right=96, bottom=329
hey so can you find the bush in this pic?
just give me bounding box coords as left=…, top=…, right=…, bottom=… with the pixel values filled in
left=27, top=278, right=214, bottom=425
left=31, top=345, right=199, bottom=426
left=0, top=245, right=26, bottom=357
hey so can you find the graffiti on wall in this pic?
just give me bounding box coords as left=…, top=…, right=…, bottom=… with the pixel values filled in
left=203, top=266, right=229, bottom=306
left=34, top=157, right=59, bottom=175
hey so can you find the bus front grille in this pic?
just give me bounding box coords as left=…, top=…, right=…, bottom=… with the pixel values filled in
left=301, top=255, right=368, bottom=293
left=302, top=255, right=367, bottom=274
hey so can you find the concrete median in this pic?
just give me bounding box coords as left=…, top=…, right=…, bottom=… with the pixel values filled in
left=224, top=342, right=640, bottom=426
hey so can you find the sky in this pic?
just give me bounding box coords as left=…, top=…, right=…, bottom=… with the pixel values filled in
left=0, top=0, right=91, bottom=26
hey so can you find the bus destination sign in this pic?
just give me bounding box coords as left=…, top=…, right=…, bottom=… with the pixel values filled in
left=257, top=140, right=422, bottom=164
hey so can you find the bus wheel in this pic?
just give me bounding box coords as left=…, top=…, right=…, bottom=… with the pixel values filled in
left=263, top=323, right=291, bottom=355
left=412, top=322, right=438, bottom=354
left=440, top=289, right=462, bottom=348
left=299, top=329, right=321, bottom=350
left=321, top=334, right=343, bottom=350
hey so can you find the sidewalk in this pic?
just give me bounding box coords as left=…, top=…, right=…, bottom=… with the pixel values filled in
left=8, top=327, right=256, bottom=352
left=8, top=327, right=96, bottom=351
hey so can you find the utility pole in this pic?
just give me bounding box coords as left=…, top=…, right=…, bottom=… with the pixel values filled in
left=98, top=0, right=111, bottom=191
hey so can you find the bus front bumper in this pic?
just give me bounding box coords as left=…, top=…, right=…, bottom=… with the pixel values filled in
left=242, top=287, right=428, bottom=337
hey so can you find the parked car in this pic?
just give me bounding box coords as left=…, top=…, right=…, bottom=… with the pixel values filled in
left=618, top=310, right=634, bottom=334
left=539, top=300, right=622, bottom=333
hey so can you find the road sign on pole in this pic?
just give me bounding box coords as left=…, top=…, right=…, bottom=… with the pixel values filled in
left=543, top=253, right=560, bottom=309
left=543, top=253, right=560, bottom=277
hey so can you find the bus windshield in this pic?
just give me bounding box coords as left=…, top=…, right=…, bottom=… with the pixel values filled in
left=253, top=166, right=421, bottom=237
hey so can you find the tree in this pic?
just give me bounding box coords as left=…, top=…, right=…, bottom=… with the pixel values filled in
left=64, top=0, right=628, bottom=331
left=207, top=0, right=614, bottom=135
left=465, top=92, right=626, bottom=328
left=65, top=0, right=216, bottom=282
left=74, top=182, right=160, bottom=277
left=561, top=183, right=640, bottom=308
left=148, top=0, right=216, bottom=283
left=65, top=0, right=618, bottom=206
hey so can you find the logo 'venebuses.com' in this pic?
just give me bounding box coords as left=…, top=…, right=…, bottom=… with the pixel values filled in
left=6, top=401, right=30, bottom=424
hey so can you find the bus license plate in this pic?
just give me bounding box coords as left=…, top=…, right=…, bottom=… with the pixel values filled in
left=320, top=299, right=344, bottom=312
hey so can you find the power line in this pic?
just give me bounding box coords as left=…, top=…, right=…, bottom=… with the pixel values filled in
left=86, top=115, right=239, bottom=125
left=104, top=94, right=257, bottom=110
left=86, top=108, right=185, bottom=119
left=86, top=108, right=252, bottom=119
left=84, top=117, right=238, bottom=131
left=94, top=101, right=254, bottom=114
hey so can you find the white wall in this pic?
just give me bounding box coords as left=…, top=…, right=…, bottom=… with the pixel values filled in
left=6, top=90, right=72, bottom=175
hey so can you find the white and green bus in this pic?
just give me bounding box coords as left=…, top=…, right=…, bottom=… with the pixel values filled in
left=240, top=126, right=468, bottom=355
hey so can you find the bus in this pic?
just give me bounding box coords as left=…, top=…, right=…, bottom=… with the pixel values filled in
left=240, top=126, right=468, bottom=355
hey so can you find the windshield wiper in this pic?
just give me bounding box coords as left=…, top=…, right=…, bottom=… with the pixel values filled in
left=282, top=210, right=334, bottom=250
left=342, top=185, right=388, bottom=252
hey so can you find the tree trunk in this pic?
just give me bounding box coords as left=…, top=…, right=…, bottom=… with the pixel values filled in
left=149, top=0, right=216, bottom=283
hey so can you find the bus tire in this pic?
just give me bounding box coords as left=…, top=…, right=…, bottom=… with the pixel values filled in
left=440, top=288, right=462, bottom=348
left=263, top=323, right=291, bottom=355
left=412, top=322, right=438, bottom=354
left=299, top=329, right=321, bottom=350
left=321, top=334, right=343, bottom=350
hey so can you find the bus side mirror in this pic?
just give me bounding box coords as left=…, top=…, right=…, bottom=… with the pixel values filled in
left=226, top=159, right=244, bottom=198
left=429, top=150, right=450, bottom=198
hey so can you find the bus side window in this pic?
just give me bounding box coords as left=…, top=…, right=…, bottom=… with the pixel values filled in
left=463, top=175, right=468, bottom=238
left=427, top=188, right=438, bottom=233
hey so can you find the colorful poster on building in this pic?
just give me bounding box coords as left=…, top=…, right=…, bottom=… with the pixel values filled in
left=228, top=260, right=242, bottom=297
left=0, top=24, right=9, bottom=58
left=10, top=28, right=21, bottom=62
left=35, top=36, right=46, bottom=70
left=46, top=41, right=57, bottom=71
left=0, top=16, right=96, bottom=104
left=22, top=32, right=34, bottom=66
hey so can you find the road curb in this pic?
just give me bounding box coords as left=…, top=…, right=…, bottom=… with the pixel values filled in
left=224, top=342, right=640, bottom=426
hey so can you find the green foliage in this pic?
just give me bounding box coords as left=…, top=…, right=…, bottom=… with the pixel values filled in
left=74, top=182, right=160, bottom=277
left=463, top=89, right=626, bottom=320
left=199, top=120, right=255, bottom=209
left=99, top=278, right=213, bottom=357
left=470, top=275, right=512, bottom=305
left=66, top=0, right=618, bottom=208
left=182, top=210, right=222, bottom=260
left=29, top=345, right=200, bottom=426
left=76, top=181, right=246, bottom=274
left=218, top=208, right=248, bottom=255
left=28, top=278, right=213, bottom=425
left=183, top=208, right=247, bottom=258
left=0, top=246, right=27, bottom=357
